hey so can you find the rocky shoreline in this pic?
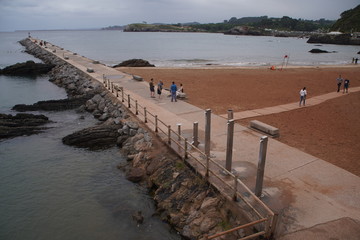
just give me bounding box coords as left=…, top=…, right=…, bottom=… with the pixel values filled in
left=18, top=38, right=252, bottom=240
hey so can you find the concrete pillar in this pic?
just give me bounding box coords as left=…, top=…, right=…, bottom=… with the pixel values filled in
left=205, top=109, right=211, bottom=157
left=226, top=119, right=235, bottom=172
left=192, top=121, right=200, bottom=147
left=228, top=109, right=234, bottom=120
left=255, top=136, right=268, bottom=197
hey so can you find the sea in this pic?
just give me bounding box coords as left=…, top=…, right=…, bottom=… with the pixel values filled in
left=0, top=30, right=359, bottom=240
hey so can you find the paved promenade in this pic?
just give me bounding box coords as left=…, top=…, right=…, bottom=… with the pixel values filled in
left=39, top=40, right=360, bottom=239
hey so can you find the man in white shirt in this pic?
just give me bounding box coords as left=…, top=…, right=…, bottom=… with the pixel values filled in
left=299, top=87, right=307, bottom=106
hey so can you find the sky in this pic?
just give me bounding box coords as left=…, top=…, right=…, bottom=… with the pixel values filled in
left=0, top=0, right=359, bottom=32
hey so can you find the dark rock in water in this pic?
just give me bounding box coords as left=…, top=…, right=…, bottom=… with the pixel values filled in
left=126, top=167, right=146, bottom=183
left=132, top=211, right=144, bottom=225
left=309, top=48, right=330, bottom=53
left=0, top=113, right=50, bottom=139
left=62, top=124, right=123, bottom=150
left=12, top=95, right=93, bottom=112
left=358, top=51, right=360, bottom=54
left=113, top=59, right=155, bottom=67
left=0, top=60, right=55, bottom=76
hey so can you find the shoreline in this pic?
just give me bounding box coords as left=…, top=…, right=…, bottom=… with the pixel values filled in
left=120, top=63, right=359, bottom=70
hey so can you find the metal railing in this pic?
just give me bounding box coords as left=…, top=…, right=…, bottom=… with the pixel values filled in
left=109, top=80, right=277, bottom=239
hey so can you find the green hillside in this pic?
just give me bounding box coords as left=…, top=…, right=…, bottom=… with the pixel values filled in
left=331, top=4, right=360, bottom=32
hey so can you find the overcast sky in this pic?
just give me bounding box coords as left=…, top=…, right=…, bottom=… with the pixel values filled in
left=0, top=0, right=359, bottom=32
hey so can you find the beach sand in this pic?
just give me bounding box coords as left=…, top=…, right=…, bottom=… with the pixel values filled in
left=118, top=66, right=360, bottom=176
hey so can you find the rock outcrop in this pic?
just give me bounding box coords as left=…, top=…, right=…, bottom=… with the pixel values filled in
left=0, top=60, right=54, bottom=76
left=113, top=59, right=155, bottom=67
left=12, top=95, right=93, bottom=112
left=307, top=34, right=360, bottom=45
left=0, top=113, right=50, bottom=139
left=309, top=48, right=331, bottom=53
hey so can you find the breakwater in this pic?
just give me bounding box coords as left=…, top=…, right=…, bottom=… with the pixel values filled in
left=19, top=38, right=253, bottom=240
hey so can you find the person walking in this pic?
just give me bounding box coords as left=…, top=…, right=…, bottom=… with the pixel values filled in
left=299, top=87, right=307, bottom=106
left=336, top=75, right=343, bottom=92
left=157, top=80, right=163, bottom=98
left=149, top=78, right=155, bottom=98
left=170, top=81, right=177, bottom=102
left=343, top=79, right=350, bottom=93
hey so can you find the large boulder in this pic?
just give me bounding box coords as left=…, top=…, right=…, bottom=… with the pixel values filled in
left=62, top=124, right=123, bottom=150
left=113, top=59, right=155, bottom=67
left=0, top=60, right=54, bottom=76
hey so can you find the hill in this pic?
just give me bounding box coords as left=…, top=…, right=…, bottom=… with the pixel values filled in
left=331, top=4, right=360, bottom=32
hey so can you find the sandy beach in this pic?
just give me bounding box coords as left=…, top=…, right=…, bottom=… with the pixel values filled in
left=118, top=65, right=360, bottom=176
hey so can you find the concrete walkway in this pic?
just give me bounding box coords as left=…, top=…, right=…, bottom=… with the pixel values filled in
left=220, top=86, right=360, bottom=120
left=38, top=40, right=360, bottom=239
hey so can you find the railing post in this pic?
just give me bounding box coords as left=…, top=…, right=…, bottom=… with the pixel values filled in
left=226, top=119, right=235, bottom=172
left=111, top=82, right=114, bottom=93
left=205, top=109, right=211, bottom=157
left=184, top=138, right=188, bottom=160
left=103, top=74, right=105, bottom=84
left=255, top=136, right=268, bottom=197
left=177, top=123, right=182, bottom=141
left=108, top=79, right=111, bottom=90
left=116, top=89, right=119, bottom=97
left=135, top=100, right=138, bottom=115
left=144, top=107, right=147, bottom=123
left=228, top=109, right=234, bottom=120
left=168, top=125, right=171, bottom=144
left=233, top=176, right=238, bottom=201
left=206, top=156, right=210, bottom=177
left=192, top=121, right=200, bottom=147
left=104, top=77, right=107, bottom=87
left=121, top=87, right=124, bottom=102
left=127, top=94, right=131, bottom=108
left=155, top=115, right=158, bottom=132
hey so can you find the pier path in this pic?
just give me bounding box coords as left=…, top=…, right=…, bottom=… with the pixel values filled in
left=35, top=39, right=360, bottom=239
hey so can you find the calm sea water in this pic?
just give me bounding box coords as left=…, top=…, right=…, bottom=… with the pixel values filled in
left=14, top=30, right=360, bottom=67
left=0, top=32, right=181, bottom=240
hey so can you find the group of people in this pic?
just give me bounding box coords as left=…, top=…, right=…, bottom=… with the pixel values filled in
left=336, top=75, right=350, bottom=93
left=300, top=74, right=351, bottom=107
left=149, top=79, right=183, bottom=102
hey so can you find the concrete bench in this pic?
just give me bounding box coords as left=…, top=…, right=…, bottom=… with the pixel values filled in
left=86, top=68, right=94, bottom=73
left=250, top=120, right=279, bottom=137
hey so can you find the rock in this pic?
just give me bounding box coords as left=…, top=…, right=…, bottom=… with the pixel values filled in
left=307, top=33, right=360, bottom=45
left=126, top=167, right=146, bottom=183
left=132, top=211, right=144, bottom=225
left=309, top=48, right=330, bottom=53
left=12, top=95, right=93, bottom=112
left=113, top=59, right=155, bottom=67
left=62, top=124, right=122, bottom=150
left=0, top=60, right=54, bottom=76
left=0, top=113, right=50, bottom=139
